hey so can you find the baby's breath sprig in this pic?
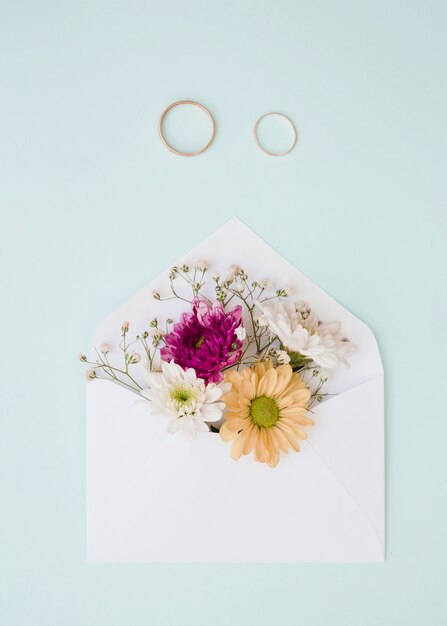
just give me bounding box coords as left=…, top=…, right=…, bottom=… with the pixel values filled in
left=156, top=261, right=212, bottom=304
left=215, top=266, right=281, bottom=357
left=82, top=264, right=316, bottom=387
left=153, top=262, right=282, bottom=369
left=80, top=322, right=143, bottom=392
left=136, top=317, right=170, bottom=370
left=305, top=370, right=332, bottom=408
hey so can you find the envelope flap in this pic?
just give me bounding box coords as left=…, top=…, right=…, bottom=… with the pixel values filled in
left=309, top=375, right=385, bottom=551
left=92, top=218, right=383, bottom=394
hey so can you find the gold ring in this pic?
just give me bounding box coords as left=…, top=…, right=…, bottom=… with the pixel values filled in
left=158, top=100, right=215, bottom=157
left=253, top=112, right=298, bottom=156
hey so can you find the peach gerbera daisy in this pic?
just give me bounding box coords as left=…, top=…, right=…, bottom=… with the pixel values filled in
left=220, top=361, right=313, bottom=467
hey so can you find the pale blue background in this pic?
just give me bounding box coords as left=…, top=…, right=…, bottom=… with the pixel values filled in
left=1, top=1, right=446, bottom=624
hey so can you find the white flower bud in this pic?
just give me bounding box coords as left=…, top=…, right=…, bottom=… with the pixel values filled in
left=217, top=290, right=227, bottom=302
left=226, top=264, right=240, bottom=283
left=98, top=343, right=111, bottom=354
left=85, top=367, right=97, bottom=381
left=276, top=350, right=291, bottom=365
left=254, top=316, right=268, bottom=329
left=126, top=351, right=141, bottom=364
left=195, top=260, right=208, bottom=272
left=235, top=326, right=247, bottom=341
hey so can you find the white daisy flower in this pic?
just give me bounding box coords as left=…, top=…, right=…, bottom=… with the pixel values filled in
left=255, top=301, right=356, bottom=369
left=141, top=360, right=227, bottom=440
left=312, top=321, right=357, bottom=368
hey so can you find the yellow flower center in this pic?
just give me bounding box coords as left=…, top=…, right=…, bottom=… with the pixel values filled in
left=171, top=385, right=196, bottom=406
left=194, top=336, right=206, bottom=348
left=250, top=396, right=279, bottom=428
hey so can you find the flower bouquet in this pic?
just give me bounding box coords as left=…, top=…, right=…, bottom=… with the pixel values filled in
left=81, top=263, right=355, bottom=468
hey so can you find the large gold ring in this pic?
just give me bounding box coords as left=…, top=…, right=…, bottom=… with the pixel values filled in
left=158, top=100, right=215, bottom=157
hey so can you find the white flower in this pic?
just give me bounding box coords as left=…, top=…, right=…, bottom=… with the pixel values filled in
left=126, top=351, right=141, bottom=364
left=254, top=316, right=268, bottom=329
left=85, top=367, right=97, bottom=381
left=314, top=321, right=357, bottom=368
left=276, top=349, right=291, bottom=364
left=234, top=281, right=245, bottom=293
left=226, top=264, right=240, bottom=283
left=259, top=279, right=273, bottom=290
left=98, top=343, right=111, bottom=354
left=152, top=290, right=161, bottom=300
left=195, top=259, right=208, bottom=272
left=235, top=326, right=247, bottom=341
left=295, top=301, right=319, bottom=333
left=211, top=271, right=220, bottom=281
left=141, top=360, right=227, bottom=441
left=150, top=328, right=165, bottom=339
left=78, top=352, right=87, bottom=362
left=255, top=301, right=356, bottom=369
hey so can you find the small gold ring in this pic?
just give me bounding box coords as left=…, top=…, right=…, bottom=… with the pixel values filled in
left=158, top=100, right=215, bottom=157
left=253, top=112, right=298, bottom=156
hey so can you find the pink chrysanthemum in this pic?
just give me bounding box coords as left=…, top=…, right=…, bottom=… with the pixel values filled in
left=160, top=297, right=244, bottom=383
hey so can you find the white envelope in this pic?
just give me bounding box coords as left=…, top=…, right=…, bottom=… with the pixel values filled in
left=86, top=218, right=384, bottom=562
